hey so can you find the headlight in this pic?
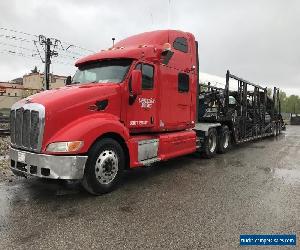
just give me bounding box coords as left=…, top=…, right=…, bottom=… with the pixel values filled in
left=46, top=141, right=84, bottom=153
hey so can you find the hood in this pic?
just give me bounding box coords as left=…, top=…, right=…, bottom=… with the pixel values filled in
left=23, top=83, right=120, bottom=115
left=16, top=83, right=122, bottom=148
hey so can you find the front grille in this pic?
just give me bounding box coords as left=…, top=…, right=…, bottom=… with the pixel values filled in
left=22, top=110, right=31, bottom=148
left=30, top=111, right=40, bottom=149
left=15, top=109, right=22, bottom=145
left=10, top=110, right=15, bottom=144
left=10, top=104, right=44, bottom=152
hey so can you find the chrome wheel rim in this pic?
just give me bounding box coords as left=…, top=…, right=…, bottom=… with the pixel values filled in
left=95, top=150, right=118, bottom=184
left=208, top=133, right=217, bottom=153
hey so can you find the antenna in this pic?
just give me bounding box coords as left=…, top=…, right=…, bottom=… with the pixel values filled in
left=112, top=38, right=115, bottom=47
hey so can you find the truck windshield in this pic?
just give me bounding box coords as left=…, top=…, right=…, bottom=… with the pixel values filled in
left=72, top=59, right=132, bottom=84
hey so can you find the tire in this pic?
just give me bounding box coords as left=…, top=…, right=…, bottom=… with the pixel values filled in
left=276, top=122, right=281, bottom=136
left=272, top=122, right=279, bottom=136
left=271, top=123, right=276, bottom=137
left=203, top=128, right=218, bottom=158
left=217, top=125, right=231, bottom=154
left=82, top=138, right=125, bottom=195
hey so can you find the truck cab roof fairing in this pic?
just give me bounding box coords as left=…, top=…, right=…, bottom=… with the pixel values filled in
left=75, top=30, right=194, bottom=67
left=75, top=48, right=142, bottom=67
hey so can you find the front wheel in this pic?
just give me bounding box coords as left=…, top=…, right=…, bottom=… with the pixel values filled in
left=82, top=138, right=125, bottom=195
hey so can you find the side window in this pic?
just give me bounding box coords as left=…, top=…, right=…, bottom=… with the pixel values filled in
left=83, top=70, right=97, bottom=82
left=173, top=37, right=188, bottom=53
left=135, top=63, right=154, bottom=90
left=178, top=73, right=189, bottom=92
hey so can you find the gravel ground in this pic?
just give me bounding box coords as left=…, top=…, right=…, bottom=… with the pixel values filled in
left=0, top=136, right=14, bottom=182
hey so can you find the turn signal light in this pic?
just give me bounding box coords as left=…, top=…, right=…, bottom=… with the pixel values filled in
left=46, top=141, right=84, bottom=153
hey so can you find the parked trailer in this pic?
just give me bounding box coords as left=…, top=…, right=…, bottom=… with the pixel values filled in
left=9, top=30, right=284, bottom=195
left=196, top=71, right=285, bottom=157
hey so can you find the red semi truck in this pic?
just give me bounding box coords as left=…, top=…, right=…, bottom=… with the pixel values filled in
left=9, top=30, right=284, bottom=194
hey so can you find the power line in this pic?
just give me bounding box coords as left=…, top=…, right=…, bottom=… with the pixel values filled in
left=0, top=27, right=38, bottom=37
left=56, top=54, right=79, bottom=60
left=0, top=34, right=33, bottom=43
left=0, top=49, right=75, bottom=65
left=51, top=60, right=74, bottom=66
left=59, top=41, right=96, bottom=53
left=0, top=49, right=40, bottom=59
left=0, top=27, right=96, bottom=85
left=0, top=26, right=96, bottom=53
left=33, top=40, right=44, bottom=62
left=54, top=46, right=85, bottom=57
left=0, top=41, right=36, bottom=53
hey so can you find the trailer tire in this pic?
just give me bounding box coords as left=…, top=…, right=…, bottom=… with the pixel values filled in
left=272, top=123, right=279, bottom=137
left=217, top=126, right=231, bottom=154
left=82, top=138, right=125, bottom=195
left=203, top=128, right=218, bottom=158
left=276, top=122, right=280, bottom=136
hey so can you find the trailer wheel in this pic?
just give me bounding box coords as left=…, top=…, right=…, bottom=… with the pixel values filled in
left=272, top=123, right=278, bottom=137
left=82, top=138, right=125, bottom=195
left=217, top=126, right=231, bottom=154
left=276, top=122, right=281, bottom=136
left=203, top=128, right=218, bottom=158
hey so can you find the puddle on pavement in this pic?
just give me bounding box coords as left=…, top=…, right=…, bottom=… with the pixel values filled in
left=273, top=168, right=300, bottom=184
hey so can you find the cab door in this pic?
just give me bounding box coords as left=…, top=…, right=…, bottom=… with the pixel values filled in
left=126, top=63, right=157, bottom=131
left=158, top=33, right=195, bottom=130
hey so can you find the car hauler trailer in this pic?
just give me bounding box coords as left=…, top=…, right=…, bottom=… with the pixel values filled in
left=9, top=30, right=284, bottom=194
left=196, top=71, right=284, bottom=157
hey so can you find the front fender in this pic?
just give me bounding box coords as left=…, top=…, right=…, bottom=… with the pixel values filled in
left=42, top=113, right=129, bottom=154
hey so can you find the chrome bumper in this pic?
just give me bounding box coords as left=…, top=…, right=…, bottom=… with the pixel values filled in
left=9, top=147, right=88, bottom=179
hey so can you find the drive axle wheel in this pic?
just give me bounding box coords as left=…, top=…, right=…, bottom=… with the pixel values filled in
left=272, top=123, right=277, bottom=137
left=82, top=138, right=125, bottom=195
left=217, top=125, right=231, bottom=154
left=203, top=128, right=217, bottom=158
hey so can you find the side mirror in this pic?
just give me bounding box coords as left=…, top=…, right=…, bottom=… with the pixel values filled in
left=66, top=76, right=72, bottom=85
left=131, top=69, right=142, bottom=96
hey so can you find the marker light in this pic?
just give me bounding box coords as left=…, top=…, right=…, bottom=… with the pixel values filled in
left=162, top=42, right=172, bottom=51
left=46, top=141, right=84, bottom=153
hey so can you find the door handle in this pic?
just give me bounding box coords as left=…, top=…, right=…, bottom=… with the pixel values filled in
left=150, top=116, right=154, bottom=124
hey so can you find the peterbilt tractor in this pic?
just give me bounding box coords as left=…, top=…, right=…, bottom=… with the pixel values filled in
left=9, top=30, right=284, bottom=194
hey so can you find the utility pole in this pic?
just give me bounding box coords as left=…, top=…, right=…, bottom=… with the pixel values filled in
left=39, top=35, right=59, bottom=90
left=44, top=38, right=51, bottom=90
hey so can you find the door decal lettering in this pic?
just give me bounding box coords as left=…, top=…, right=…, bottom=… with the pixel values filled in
left=138, top=98, right=155, bottom=109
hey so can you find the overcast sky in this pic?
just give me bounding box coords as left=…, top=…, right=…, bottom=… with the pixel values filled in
left=0, top=0, right=299, bottom=95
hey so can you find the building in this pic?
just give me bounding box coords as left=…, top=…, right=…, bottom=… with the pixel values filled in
left=11, top=77, right=23, bottom=85
left=0, top=82, right=24, bottom=114
left=23, top=72, right=67, bottom=91
left=0, top=72, right=67, bottom=113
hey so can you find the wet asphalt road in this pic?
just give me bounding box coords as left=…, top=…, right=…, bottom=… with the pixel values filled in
left=0, top=126, right=299, bottom=250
